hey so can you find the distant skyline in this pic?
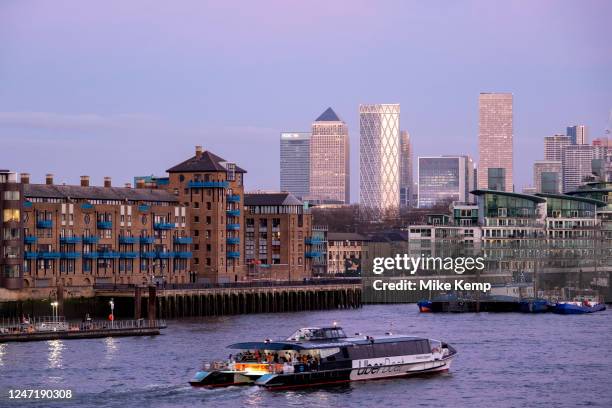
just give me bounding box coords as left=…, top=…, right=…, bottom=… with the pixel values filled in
left=1, top=0, right=611, bottom=202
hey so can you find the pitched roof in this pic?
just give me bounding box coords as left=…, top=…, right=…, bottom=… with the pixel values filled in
left=24, top=184, right=178, bottom=202
left=315, top=107, right=342, bottom=122
left=244, top=192, right=303, bottom=206
left=166, top=150, right=246, bottom=173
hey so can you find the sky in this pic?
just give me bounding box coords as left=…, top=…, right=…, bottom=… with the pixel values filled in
left=1, top=0, right=611, bottom=202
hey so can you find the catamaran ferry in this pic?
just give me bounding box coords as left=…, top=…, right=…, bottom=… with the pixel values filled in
left=189, top=326, right=457, bottom=389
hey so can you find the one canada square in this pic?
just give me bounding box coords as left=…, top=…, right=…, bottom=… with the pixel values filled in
left=359, top=104, right=400, bottom=218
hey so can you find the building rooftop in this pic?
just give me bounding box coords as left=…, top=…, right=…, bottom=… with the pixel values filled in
left=327, top=232, right=368, bottom=242
left=244, top=192, right=303, bottom=206
left=470, top=189, right=547, bottom=204
left=314, top=107, right=342, bottom=122
left=166, top=149, right=246, bottom=173
left=368, top=231, right=409, bottom=243
left=24, top=184, right=178, bottom=202
left=535, top=193, right=607, bottom=207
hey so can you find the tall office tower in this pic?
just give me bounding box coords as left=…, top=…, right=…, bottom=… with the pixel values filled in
left=359, top=104, right=400, bottom=218
left=417, top=155, right=475, bottom=208
left=544, top=134, right=572, bottom=161
left=280, top=132, right=311, bottom=200
left=562, top=144, right=594, bottom=192
left=478, top=93, right=513, bottom=192
left=309, top=108, right=350, bottom=204
left=399, top=130, right=413, bottom=208
left=567, top=125, right=588, bottom=145
left=533, top=160, right=562, bottom=194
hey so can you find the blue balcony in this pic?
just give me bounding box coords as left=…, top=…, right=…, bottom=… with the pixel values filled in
left=24, top=252, right=38, bottom=259
left=226, top=237, right=240, bottom=245
left=141, top=251, right=157, bottom=259
left=187, top=181, right=229, bottom=189
left=227, top=194, right=241, bottom=203
left=305, top=251, right=323, bottom=258
left=157, top=252, right=174, bottom=259
left=98, top=252, right=120, bottom=259
left=139, top=236, right=155, bottom=244
left=174, top=251, right=193, bottom=259
left=83, top=252, right=99, bottom=259
left=227, top=223, right=240, bottom=231
left=24, top=201, right=33, bottom=208
left=40, top=252, right=61, bottom=259
left=97, top=221, right=113, bottom=229
left=83, top=236, right=99, bottom=244
left=61, top=252, right=81, bottom=259
left=154, top=222, right=175, bottom=230
left=37, top=220, right=52, bottom=229
left=227, top=251, right=240, bottom=259
left=226, top=209, right=241, bottom=217
left=24, top=236, right=37, bottom=244
left=173, top=236, right=193, bottom=244
left=138, top=204, right=150, bottom=212
left=305, top=238, right=324, bottom=245
left=60, top=236, right=82, bottom=244
left=119, top=251, right=138, bottom=259
left=81, top=203, right=94, bottom=210
left=119, top=236, right=137, bottom=244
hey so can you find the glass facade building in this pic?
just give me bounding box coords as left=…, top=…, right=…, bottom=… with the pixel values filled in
left=533, top=160, right=562, bottom=194
left=417, top=156, right=475, bottom=208
left=280, top=132, right=311, bottom=200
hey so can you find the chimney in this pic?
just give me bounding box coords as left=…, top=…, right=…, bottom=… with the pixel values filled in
left=20, top=173, right=30, bottom=184
left=136, top=178, right=145, bottom=189
left=104, top=177, right=112, bottom=188
left=195, top=145, right=203, bottom=158
left=124, top=182, right=131, bottom=188
left=80, top=175, right=90, bottom=187
left=45, top=173, right=54, bottom=185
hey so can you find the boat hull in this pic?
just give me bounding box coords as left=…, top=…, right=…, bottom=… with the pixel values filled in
left=189, top=370, right=259, bottom=387
left=519, top=299, right=550, bottom=313
left=553, top=303, right=606, bottom=315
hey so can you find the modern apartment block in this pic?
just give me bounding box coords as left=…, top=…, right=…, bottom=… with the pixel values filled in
left=244, top=192, right=312, bottom=280
left=359, top=103, right=401, bottom=218
left=417, top=156, right=475, bottom=208
left=544, top=134, right=572, bottom=161
left=567, top=125, right=588, bottom=145
left=309, top=108, right=350, bottom=204
left=533, top=160, right=563, bottom=194
left=399, top=130, right=414, bottom=208
left=478, top=93, right=513, bottom=192
left=562, top=144, right=595, bottom=192
left=280, top=132, right=311, bottom=200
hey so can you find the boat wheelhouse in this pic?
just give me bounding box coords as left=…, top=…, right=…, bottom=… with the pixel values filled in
left=189, top=326, right=456, bottom=389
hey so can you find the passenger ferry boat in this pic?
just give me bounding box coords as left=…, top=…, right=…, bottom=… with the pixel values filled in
left=189, top=326, right=457, bottom=389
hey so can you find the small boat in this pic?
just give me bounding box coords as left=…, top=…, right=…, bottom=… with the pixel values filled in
left=417, top=300, right=433, bottom=313
left=553, top=298, right=606, bottom=315
left=519, top=298, right=550, bottom=313
left=189, top=326, right=457, bottom=389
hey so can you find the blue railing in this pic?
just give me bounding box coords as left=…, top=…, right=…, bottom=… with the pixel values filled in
left=187, top=181, right=229, bottom=189
left=24, top=252, right=38, bottom=259
left=139, top=236, right=155, bottom=244
left=119, top=236, right=137, bottom=244
left=227, top=251, right=240, bottom=258
left=173, top=237, right=193, bottom=244
left=305, top=251, right=323, bottom=258
left=60, top=236, right=82, bottom=244
left=157, top=252, right=174, bottom=259
left=83, top=252, right=99, bottom=259
left=37, top=220, right=53, bottom=229
left=61, top=252, right=81, bottom=259
left=174, top=252, right=192, bottom=259
left=226, top=209, right=241, bottom=217
left=141, top=251, right=157, bottom=258
left=24, top=236, right=37, bottom=244
left=138, top=204, right=150, bottom=212
left=305, top=238, right=324, bottom=245
left=119, top=251, right=138, bottom=259
left=227, top=194, right=241, bottom=203
left=40, top=252, right=61, bottom=259
left=97, top=221, right=113, bottom=229
left=227, top=223, right=240, bottom=231
left=83, top=236, right=99, bottom=244
left=154, top=222, right=175, bottom=230
left=226, top=237, right=240, bottom=245
left=81, top=203, right=94, bottom=210
left=98, top=252, right=120, bottom=259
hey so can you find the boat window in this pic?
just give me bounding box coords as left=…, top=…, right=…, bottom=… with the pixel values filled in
left=319, top=347, right=340, bottom=359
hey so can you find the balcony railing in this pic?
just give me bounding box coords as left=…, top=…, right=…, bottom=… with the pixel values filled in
left=157, top=252, right=174, bottom=259
left=98, top=251, right=120, bottom=259
left=140, top=236, right=155, bottom=244
left=24, top=252, right=38, bottom=259
left=141, top=251, right=157, bottom=259
left=40, top=252, right=61, bottom=259
left=305, top=251, right=323, bottom=258
left=226, top=237, right=240, bottom=245
left=173, top=237, right=193, bottom=245
left=119, top=251, right=138, bottom=259
left=226, top=209, right=241, bottom=217
left=227, top=251, right=240, bottom=258
left=305, top=238, right=324, bottom=245
left=83, top=252, right=99, bottom=259
left=60, top=236, right=82, bottom=244
left=174, top=251, right=192, bottom=258
left=154, top=222, right=175, bottom=230
left=227, top=224, right=240, bottom=231
left=61, top=252, right=81, bottom=259
left=24, top=236, right=37, bottom=244
left=187, top=181, right=229, bottom=189
left=83, top=236, right=99, bottom=244
left=227, top=194, right=241, bottom=203
left=119, top=236, right=137, bottom=244
left=97, top=221, right=113, bottom=229
left=37, top=220, right=52, bottom=229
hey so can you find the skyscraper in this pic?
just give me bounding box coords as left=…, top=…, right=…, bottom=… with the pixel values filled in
left=478, top=93, right=513, bottom=192
left=562, top=144, right=594, bottom=192
left=280, top=132, right=310, bottom=199
left=417, top=155, right=475, bottom=208
left=359, top=104, right=400, bottom=218
left=567, top=125, right=588, bottom=145
left=399, top=130, right=413, bottom=208
left=309, top=108, right=350, bottom=204
left=544, top=134, right=572, bottom=161
left=533, top=160, right=562, bottom=194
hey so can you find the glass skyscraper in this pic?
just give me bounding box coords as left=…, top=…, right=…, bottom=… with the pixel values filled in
left=280, top=132, right=311, bottom=199
left=418, top=156, right=475, bottom=208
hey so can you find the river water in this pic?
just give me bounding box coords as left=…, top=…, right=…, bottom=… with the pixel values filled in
left=1, top=305, right=611, bottom=407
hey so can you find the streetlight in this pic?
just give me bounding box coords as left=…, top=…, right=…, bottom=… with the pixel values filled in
left=50, top=301, right=59, bottom=323
left=109, top=298, right=115, bottom=328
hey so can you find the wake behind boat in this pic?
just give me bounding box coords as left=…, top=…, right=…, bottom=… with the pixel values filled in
left=189, top=326, right=456, bottom=389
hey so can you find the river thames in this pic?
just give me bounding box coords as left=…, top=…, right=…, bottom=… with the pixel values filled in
left=1, top=305, right=611, bottom=407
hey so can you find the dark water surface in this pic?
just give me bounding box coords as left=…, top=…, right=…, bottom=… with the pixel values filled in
left=1, top=305, right=611, bottom=407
